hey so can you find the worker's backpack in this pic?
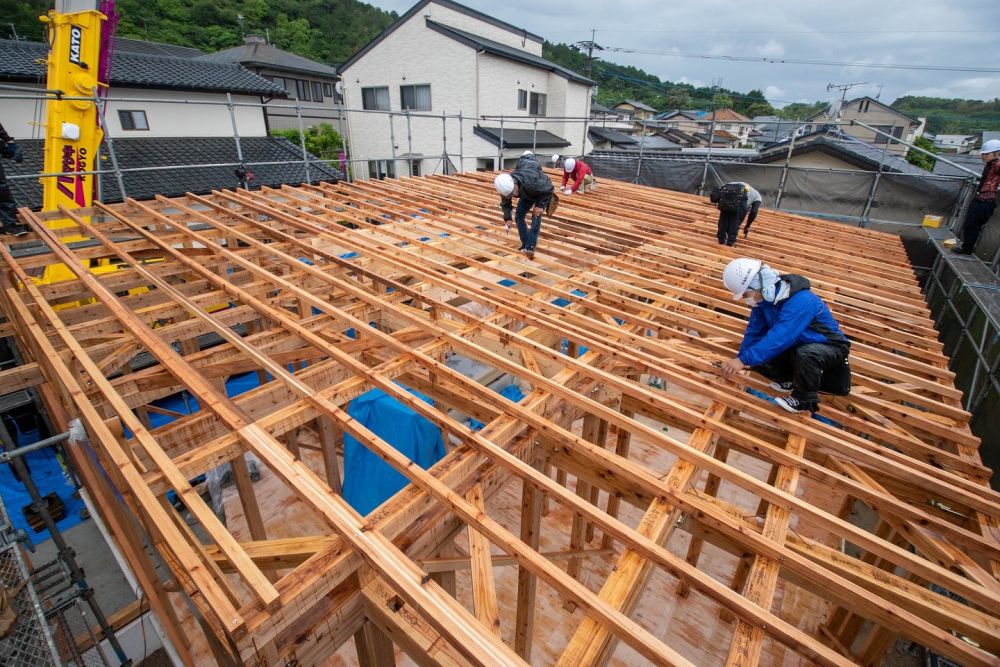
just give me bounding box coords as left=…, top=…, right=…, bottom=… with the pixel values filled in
left=717, top=183, right=745, bottom=212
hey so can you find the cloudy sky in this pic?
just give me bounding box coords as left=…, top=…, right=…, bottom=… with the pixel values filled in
left=366, top=0, right=999, bottom=107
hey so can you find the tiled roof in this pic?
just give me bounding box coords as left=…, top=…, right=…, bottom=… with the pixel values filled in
left=755, top=130, right=928, bottom=175
left=198, top=40, right=339, bottom=78
left=588, top=127, right=638, bottom=145
left=0, top=38, right=285, bottom=96
left=473, top=126, right=571, bottom=149
left=113, top=37, right=204, bottom=59
left=617, top=99, right=657, bottom=113
left=425, top=21, right=594, bottom=86
left=3, top=137, right=341, bottom=210
left=708, top=108, right=750, bottom=122
left=339, top=0, right=544, bottom=73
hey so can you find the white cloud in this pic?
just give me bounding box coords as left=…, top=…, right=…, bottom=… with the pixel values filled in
left=756, top=39, right=785, bottom=58
left=764, top=85, right=786, bottom=100
left=678, top=76, right=706, bottom=88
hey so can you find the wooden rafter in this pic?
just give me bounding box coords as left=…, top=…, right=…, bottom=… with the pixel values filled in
left=1, top=168, right=997, bottom=666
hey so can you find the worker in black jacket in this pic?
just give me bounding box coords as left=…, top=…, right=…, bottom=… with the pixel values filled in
left=494, top=151, right=554, bottom=260
left=0, top=122, right=27, bottom=237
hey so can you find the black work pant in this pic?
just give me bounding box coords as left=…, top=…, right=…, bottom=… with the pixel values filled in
left=0, top=159, right=17, bottom=226
left=717, top=205, right=747, bottom=245
left=742, top=201, right=761, bottom=232
left=752, top=342, right=850, bottom=404
left=959, top=198, right=997, bottom=254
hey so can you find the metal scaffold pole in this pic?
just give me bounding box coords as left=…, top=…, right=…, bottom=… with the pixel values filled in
left=93, top=90, right=127, bottom=201
left=295, top=104, right=312, bottom=185
left=389, top=111, right=398, bottom=178
left=406, top=110, right=414, bottom=177
left=458, top=111, right=464, bottom=173
left=498, top=115, right=504, bottom=170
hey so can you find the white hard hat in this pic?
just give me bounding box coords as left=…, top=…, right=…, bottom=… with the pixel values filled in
left=550, top=154, right=560, bottom=164
left=982, top=139, right=1000, bottom=154
left=722, top=258, right=763, bottom=300
left=494, top=172, right=515, bottom=196
left=522, top=150, right=534, bottom=157
left=564, top=157, right=576, bottom=173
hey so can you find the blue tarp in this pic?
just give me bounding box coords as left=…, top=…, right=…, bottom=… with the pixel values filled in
left=469, top=384, right=525, bottom=430
left=342, top=385, right=446, bottom=515
left=1, top=414, right=84, bottom=539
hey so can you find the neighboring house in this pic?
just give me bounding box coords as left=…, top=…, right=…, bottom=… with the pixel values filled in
left=655, top=127, right=703, bottom=148
left=802, top=96, right=920, bottom=156
left=337, top=0, right=594, bottom=178
left=754, top=129, right=928, bottom=174
left=931, top=134, right=977, bottom=153
left=0, top=37, right=340, bottom=207
left=650, top=110, right=705, bottom=135
left=613, top=100, right=658, bottom=122
left=931, top=152, right=985, bottom=178
left=588, top=127, right=639, bottom=150
left=752, top=116, right=805, bottom=146
left=0, top=36, right=285, bottom=140
left=705, top=108, right=752, bottom=146
left=198, top=35, right=343, bottom=134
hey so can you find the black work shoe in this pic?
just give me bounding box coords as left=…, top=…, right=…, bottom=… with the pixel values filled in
left=517, top=246, right=525, bottom=251
left=769, top=381, right=794, bottom=393
left=525, top=249, right=535, bottom=260
left=775, top=395, right=818, bottom=414
left=2, top=224, right=28, bottom=237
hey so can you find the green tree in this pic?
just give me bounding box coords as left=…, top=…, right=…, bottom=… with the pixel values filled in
left=272, top=122, right=343, bottom=160
left=906, top=135, right=938, bottom=171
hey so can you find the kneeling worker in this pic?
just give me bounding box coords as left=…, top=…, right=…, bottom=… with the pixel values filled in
left=718, top=258, right=851, bottom=413
left=561, top=157, right=595, bottom=194
left=494, top=151, right=554, bottom=260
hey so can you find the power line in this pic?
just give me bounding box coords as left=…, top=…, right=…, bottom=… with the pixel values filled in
left=546, top=29, right=1000, bottom=35
left=602, top=47, right=1000, bottom=73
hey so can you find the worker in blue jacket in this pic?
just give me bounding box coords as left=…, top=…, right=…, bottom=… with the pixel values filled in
left=718, top=258, right=851, bottom=413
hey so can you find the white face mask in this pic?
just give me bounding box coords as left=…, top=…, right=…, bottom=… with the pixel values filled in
left=743, top=295, right=761, bottom=307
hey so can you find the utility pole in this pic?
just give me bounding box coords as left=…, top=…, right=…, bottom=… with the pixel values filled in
left=573, top=31, right=603, bottom=158
left=698, top=78, right=721, bottom=196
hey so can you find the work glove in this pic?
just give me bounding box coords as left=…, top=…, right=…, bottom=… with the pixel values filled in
left=563, top=189, right=572, bottom=195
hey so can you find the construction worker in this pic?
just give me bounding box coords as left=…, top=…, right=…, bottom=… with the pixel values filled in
left=710, top=182, right=758, bottom=246
left=718, top=258, right=852, bottom=414
left=952, top=138, right=1000, bottom=255
left=561, top=157, right=595, bottom=194
left=494, top=151, right=554, bottom=260
left=739, top=182, right=762, bottom=237
left=550, top=154, right=563, bottom=169
left=0, top=122, right=27, bottom=237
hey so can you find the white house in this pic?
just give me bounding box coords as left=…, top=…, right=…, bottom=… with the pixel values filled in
left=337, top=0, right=595, bottom=179
left=931, top=134, right=977, bottom=153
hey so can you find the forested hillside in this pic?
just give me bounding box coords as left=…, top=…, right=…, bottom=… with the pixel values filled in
left=6, top=0, right=397, bottom=65
left=890, top=96, right=1000, bottom=135
left=6, top=1, right=997, bottom=134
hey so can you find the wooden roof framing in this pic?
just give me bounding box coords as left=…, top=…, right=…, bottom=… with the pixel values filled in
left=1, top=170, right=998, bottom=666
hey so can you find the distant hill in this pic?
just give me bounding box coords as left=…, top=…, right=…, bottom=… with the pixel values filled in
left=889, top=96, right=1000, bottom=135
left=7, top=0, right=397, bottom=66
left=8, top=2, right=998, bottom=136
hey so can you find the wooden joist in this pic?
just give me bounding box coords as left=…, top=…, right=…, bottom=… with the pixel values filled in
left=1, top=170, right=997, bottom=667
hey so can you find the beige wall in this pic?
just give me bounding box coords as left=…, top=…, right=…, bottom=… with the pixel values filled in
left=421, top=1, right=544, bottom=56
left=1, top=85, right=267, bottom=139
left=786, top=151, right=859, bottom=170
left=831, top=100, right=916, bottom=155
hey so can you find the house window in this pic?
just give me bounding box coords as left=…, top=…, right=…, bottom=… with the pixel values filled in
left=323, top=82, right=333, bottom=96
left=362, top=86, right=390, bottom=111
left=367, top=159, right=396, bottom=180
left=118, top=110, right=148, bottom=131
left=517, top=89, right=527, bottom=110
left=400, top=84, right=431, bottom=111
left=295, top=79, right=312, bottom=102
left=410, top=160, right=421, bottom=177
left=872, top=125, right=903, bottom=144
left=312, top=81, right=324, bottom=101
left=529, top=92, right=546, bottom=116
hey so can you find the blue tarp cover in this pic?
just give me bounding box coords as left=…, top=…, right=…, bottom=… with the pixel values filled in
left=342, top=386, right=445, bottom=515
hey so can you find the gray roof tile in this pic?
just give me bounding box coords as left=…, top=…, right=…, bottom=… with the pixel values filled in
left=198, top=40, right=338, bottom=78
left=0, top=38, right=285, bottom=96
left=4, top=137, right=341, bottom=209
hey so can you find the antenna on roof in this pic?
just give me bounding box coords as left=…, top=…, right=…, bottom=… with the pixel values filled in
left=826, top=81, right=869, bottom=119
